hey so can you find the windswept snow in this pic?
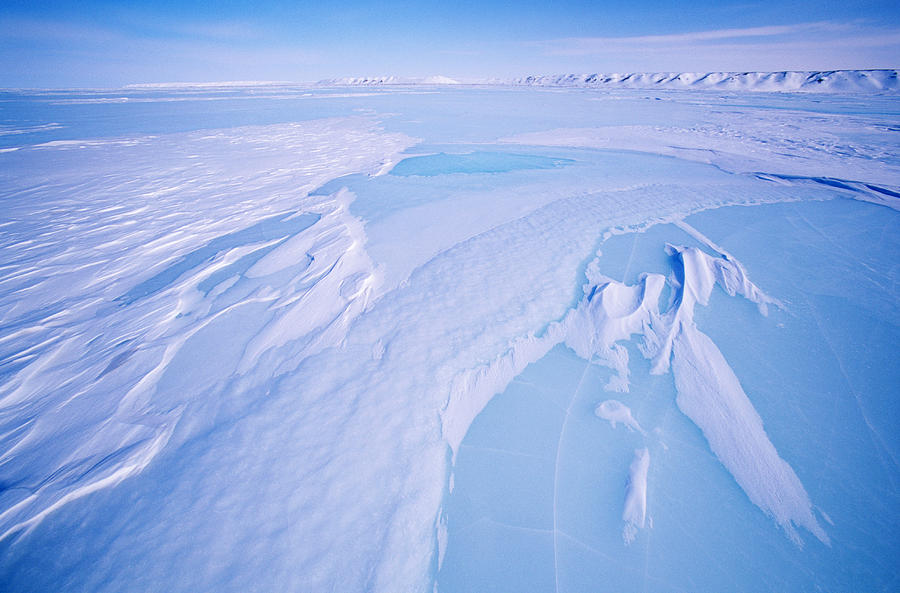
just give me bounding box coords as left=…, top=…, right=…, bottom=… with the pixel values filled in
left=0, top=117, right=416, bottom=543
left=0, top=84, right=897, bottom=593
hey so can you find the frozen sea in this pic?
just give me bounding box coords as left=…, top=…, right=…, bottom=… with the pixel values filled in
left=0, top=84, right=898, bottom=592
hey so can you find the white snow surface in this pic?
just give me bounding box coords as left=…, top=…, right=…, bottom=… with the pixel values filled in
left=501, top=110, right=900, bottom=194
left=0, top=85, right=896, bottom=592
left=0, top=117, right=416, bottom=544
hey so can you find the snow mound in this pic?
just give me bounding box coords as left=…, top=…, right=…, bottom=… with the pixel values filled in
left=422, top=75, right=461, bottom=85
left=510, top=70, right=900, bottom=93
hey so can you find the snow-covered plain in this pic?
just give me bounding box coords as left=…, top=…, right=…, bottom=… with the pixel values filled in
left=0, top=82, right=898, bottom=592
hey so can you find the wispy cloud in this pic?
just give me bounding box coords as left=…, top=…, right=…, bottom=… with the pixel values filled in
left=536, top=21, right=860, bottom=55
left=526, top=21, right=900, bottom=71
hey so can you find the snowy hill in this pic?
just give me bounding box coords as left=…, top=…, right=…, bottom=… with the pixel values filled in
left=316, top=70, right=899, bottom=92
left=319, top=75, right=461, bottom=86
left=124, top=81, right=294, bottom=89
left=509, top=70, right=899, bottom=92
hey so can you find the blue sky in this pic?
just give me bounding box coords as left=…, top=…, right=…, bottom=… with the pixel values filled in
left=1, top=0, right=898, bottom=87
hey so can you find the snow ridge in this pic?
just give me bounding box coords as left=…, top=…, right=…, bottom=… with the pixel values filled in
left=511, top=70, right=899, bottom=93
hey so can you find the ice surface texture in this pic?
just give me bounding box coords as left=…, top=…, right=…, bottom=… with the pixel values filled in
left=0, top=85, right=897, bottom=592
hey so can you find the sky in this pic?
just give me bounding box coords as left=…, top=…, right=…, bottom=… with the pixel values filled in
left=1, top=0, right=899, bottom=87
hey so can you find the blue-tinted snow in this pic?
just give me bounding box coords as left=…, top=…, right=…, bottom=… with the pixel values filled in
left=388, top=151, right=572, bottom=176
left=440, top=198, right=898, bottom=593
left=0, top=85, right=897, bottom=593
